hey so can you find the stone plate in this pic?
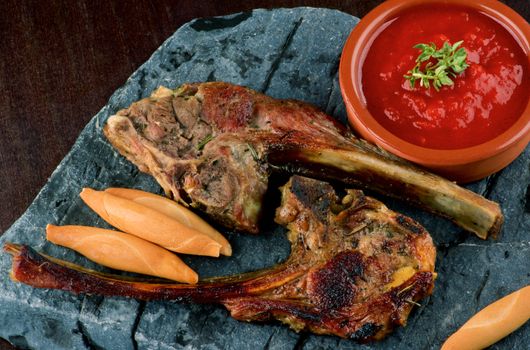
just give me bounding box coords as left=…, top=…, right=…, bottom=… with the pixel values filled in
left=1, top=7, right=529, bottom=350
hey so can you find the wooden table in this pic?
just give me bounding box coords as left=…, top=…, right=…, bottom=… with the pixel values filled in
left=0, top=1, right=528, bottom=349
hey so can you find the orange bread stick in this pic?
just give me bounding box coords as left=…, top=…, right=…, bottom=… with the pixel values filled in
left=46, top=224, right=198, bottom=284
left=442, top=285, right=530, bottom=350
left=80, top=188, right=221, bottom=257
left=105, top=187, right=231, bottom=256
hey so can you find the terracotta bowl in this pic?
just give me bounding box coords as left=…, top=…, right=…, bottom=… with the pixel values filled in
left=339, top=0, right=530, bottom=183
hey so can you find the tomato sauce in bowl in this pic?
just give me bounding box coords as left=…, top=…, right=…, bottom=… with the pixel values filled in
left=361, top=4, right=529, bottom=150
left=340, top=0, right=530, bottom=182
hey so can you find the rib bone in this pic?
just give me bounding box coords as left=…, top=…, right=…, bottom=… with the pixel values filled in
left=6, top=176, right=436, bottom=341
left=104, top=82, right=502, bottom=238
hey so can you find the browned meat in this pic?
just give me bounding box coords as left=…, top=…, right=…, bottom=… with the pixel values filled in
left=5, top=176, right=436, bottom=341
left=104, top=82, right=502, bottom=238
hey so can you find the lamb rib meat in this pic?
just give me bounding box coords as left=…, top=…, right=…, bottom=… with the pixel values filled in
left=104, top=82, right=502, bottom=238
left=6, top=176, right=436, bottom=340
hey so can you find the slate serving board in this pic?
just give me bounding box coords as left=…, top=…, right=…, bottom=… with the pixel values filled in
left=1, top=7, right=529, bottom=350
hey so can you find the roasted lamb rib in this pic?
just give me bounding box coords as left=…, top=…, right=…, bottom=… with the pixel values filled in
left=104, top=82, right=502, bottom=238
left=6, top=176, right=436, bottom=340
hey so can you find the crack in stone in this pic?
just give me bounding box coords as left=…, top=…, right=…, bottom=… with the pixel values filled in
left=324, top=83, right=337, bottom=117
left=437, top=230, right=469, bottom=258
left=293, top=332, right=309, bottom=350
left=482, top=170, right=503, bottom=199
left=324, top=60, right=340, bottom=116
left=90, top=295, right=105, bottom=317
left=75, top=320, right=103, bottom=350
left=198, top=306, right=220, bottom=336
left=525, top=184, right=530, bottom=214
left=261, top=17, right=304, bottom=93
left=137, top=69, right=147, bottom=96
left=190, top=11, right=252, bottom=32
left=131, top=301, right=146, bottom=350
left=262, top=329, right=277, bottom=350
left=474, top=270, right=490, bottom=307
left=57, top=197, right=85, bottom=226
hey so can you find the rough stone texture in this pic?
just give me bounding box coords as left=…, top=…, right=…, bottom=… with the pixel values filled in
left=0, top=7, right=528, bottom=350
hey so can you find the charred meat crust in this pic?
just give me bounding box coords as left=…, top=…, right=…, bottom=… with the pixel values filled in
left=5, top=175, right=436, bottom=341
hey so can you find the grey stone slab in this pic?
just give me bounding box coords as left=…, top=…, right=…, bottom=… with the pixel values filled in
left=135, top=302, right=299, bottom=350
left=0, top=6, right=528, bottom=350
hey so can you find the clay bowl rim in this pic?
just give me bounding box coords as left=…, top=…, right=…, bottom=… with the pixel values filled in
left=339, top=0, right=530, bottom=167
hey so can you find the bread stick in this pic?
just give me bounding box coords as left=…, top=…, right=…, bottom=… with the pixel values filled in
left=442, top=285, right=530, bottom=350
left=80, top=188, right=221, bottom=257
left=46, top=224, right=198, bottom=284
left=105, top=187, right=231, bottom=256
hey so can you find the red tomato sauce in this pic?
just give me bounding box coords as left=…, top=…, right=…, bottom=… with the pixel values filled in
left=361, top=4, right=529, bottom=149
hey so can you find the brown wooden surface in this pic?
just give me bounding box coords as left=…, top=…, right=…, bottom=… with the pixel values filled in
left=0, top=1, right=528, bottom=349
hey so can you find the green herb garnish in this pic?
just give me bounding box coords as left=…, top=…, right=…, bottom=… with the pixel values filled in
left=397, top=282, right=416, bottom=296
left=197, top=134, right=214, bottom=150
left=405, top=299, right=422, bottom=307
left=247, top=143, right=259, bottom=161
left=404, top=40, right=469, bottom=91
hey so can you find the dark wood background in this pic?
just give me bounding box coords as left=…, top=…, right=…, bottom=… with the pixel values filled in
left=0, top=1, right=527, bottom=349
